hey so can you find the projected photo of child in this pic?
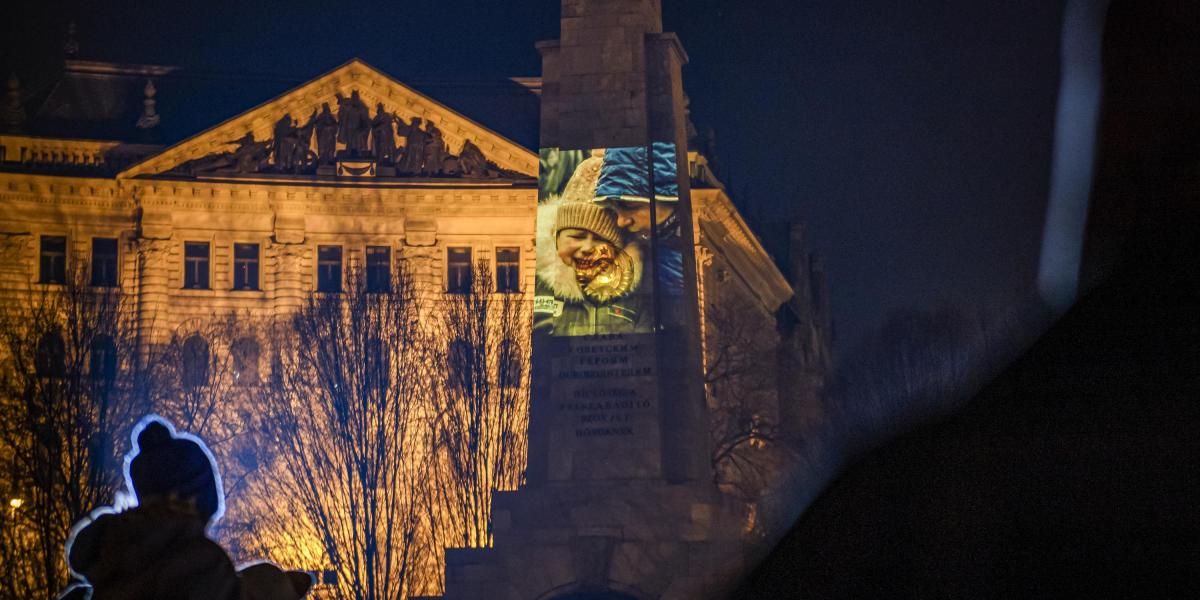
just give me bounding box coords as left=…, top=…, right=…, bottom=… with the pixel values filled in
left=535, top=143, right=681, bottom=337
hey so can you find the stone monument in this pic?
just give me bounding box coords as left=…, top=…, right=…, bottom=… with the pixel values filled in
left=436, top=2, right=747, bottom=599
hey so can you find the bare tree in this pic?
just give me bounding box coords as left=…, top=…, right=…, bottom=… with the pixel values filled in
left=430, top=260, right=529, bottom=551
left=0, top=266, right=143, bottom=599
left=247, top=264, right=438, bottom=600
left=151, top=312, right=263, bottom=557
left=703, top=295, right=796, bottom=538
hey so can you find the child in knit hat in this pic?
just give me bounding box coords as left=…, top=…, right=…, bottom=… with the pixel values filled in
left=535, top=152, right=651, bottom=335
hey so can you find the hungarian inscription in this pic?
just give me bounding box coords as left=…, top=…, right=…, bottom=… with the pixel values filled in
left=552, top=334, right=655, bottom=438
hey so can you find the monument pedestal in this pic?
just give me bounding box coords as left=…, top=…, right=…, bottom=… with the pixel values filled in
left=439, top=483, right=747, bottom=600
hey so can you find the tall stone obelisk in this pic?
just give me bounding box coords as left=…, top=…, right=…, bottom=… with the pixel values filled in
left=436, top=3, right=745, bottom=598
left=528, top=0, right=711, bottom=487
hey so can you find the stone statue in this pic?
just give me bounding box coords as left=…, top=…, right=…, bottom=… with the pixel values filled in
left=370, top=103, right=396, bottom=163
left=273, top=113, right=298, bottom=171
left=397, top=116, right=426, bottom=174
left=335, top=91, right=370, bottom=157
left=314, top=103, right=338, bottom=165
left=229, top=133, right=271, bottom=174
left=420, top=121, right=446, bottom=176
left=458, top=139, right=490, bottom=178
left=292, top=110, right=316, bottom=171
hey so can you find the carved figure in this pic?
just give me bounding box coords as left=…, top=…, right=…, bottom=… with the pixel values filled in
left=420, top=121, right=446, bottom=176
left=273, top=113, right=298, bottom=171
left=370, top=103, right=396, bottom=163
left=335, top=91, right=370, bottom=157
left=397, top=116, right=426, bottom=174
left=458, top=139, right=490, bottom=178
left=229, top=133, right=272, bottom=174
left=314, top=103, right=338, bottom=164
left=291, top=109, right=317, bottom=171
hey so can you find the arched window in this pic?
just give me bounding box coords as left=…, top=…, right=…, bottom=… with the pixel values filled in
left=497, top=337, right=521, bottom=389
left=365, top=337, right=389, bottom=392
left=90, top=335, right=117, bottom=382
left=231, top=337, right=260, bottom=386
left=448, top=338, right=478, bottom=394
left=181, top=335, right=209, bottom=389
left=35, top=331, right=66, bottom=378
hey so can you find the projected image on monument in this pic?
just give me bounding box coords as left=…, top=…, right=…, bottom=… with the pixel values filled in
left=533, top=142, right=682, bottom=479
left=535, top=142, right=681, bottom=337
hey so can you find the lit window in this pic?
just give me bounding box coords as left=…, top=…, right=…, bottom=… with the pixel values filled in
left=233, top=243, right=260, bottom=291
left=40, top=235, right=67, bottom=284
left=317, top=245, right=342, bottom=293
left=183, top=242, right=210, bottom=289
left=447, top=247, right=472, bottom=294
left=366, top=246, right=391, bottom=293
left=181, top=335, right=209, bottom=389
left=496, top=247, right=520, bottom=293
left=91, top=238, right=119, bottom=287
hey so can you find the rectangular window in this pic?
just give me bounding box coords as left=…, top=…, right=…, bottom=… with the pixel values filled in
left=90, top=238, right=119, bottom=287
left=365, top=246, right=391, bottom=293
left=317, top=245, right=342, bottom=293
left=39, top=235, right=67, bottom=284
left=447, top=247, right=472, bottom=294
left=232, top=243, right=260, bottom=291
left=183, top=242, right=210, bottom=289
left=495, top=247, right=520, bottom=293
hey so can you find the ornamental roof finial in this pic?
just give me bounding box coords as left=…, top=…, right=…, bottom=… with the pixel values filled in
left=136, top=79, right=160, bottom=129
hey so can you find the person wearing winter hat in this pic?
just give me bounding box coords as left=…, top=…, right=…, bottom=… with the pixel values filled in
left=591, top=142, right=686, bottom=299
left=535, top=153, right=652, bottom=336
left=60, top=415, right=244, bottom=600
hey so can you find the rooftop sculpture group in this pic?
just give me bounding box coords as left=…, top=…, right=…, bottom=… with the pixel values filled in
left=169, top=90, right=518, bottom=179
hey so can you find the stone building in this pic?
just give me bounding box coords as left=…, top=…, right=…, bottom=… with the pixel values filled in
left=0, top=15, right=831, bottom=597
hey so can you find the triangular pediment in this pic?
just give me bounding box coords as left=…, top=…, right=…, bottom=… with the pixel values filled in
left=119, top=59, right=537, bottom=179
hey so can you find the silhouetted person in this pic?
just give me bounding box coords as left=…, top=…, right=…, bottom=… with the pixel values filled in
left=61, top=416, right=241, bottom=600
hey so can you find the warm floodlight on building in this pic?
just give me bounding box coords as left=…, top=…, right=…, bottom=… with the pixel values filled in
left=8, top=498, right=22, bottom=510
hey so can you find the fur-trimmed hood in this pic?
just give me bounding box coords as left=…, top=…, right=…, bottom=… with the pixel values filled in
left=536, top=196, right=644, bottom=304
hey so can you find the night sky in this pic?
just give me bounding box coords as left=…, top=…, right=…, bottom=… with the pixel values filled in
left=3, top=0, right=1068, bottom=351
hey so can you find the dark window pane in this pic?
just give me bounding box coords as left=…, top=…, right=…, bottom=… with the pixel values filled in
left=231, top=337, right=260, bottom=385
left=90, top=335, right=117, bottom=382
left=448, top=338, right=478, bottom=394
left=447, top=247, right=472, bottom=294
left=366, top=246, right=391, bottom=293
left=91, top=238, right=119, bottom=287
left=317, top=245, right=342, bottom=293
left=181, top=335, right=209, bottom=389
left=36, top=331, right=66, bottom=378
left=183, top=242, right=210, bottom=289
left=40, top=236, right=67, bottom=284
left=496, top=247, right=520, bottom=293
left=233, top=243, right=260, bottom=291
left=498, top=337, right=521, bottom=389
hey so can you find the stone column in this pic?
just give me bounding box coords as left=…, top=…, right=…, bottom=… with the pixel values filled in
left=135, top=238, right=172, bottom=348
left=272, top=243, right=307, bottom=317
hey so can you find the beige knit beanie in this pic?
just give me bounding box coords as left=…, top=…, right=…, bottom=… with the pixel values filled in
left=554, top=155, right=622, bottom=246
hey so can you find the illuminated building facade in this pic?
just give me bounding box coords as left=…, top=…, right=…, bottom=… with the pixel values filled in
left=1, top=15, right=831, bottom=596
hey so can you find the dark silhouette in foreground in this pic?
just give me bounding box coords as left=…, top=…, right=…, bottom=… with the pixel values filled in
left=59, top=416, right=313, bottom=600
left=737, top=1, right=1200, bottom=596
